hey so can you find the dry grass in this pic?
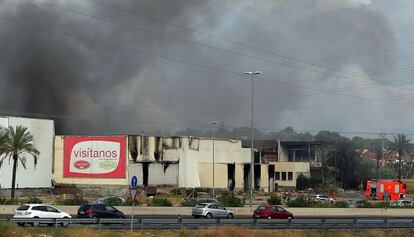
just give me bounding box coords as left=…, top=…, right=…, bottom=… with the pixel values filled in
left=0, top=223, right=413, bottom=237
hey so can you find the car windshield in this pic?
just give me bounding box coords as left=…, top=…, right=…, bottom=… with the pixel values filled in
left=256, top=206, right=266, bottom=211
left=16, top=205, right=30, bottom=211
left=195, top=204, right=207, bottom=208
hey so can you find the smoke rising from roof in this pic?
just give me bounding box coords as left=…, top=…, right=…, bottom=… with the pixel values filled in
left=0, top=0, right=412, bottom=137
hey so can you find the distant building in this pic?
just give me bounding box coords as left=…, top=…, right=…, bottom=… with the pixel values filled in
left=243, top=140, right=322, bottom=191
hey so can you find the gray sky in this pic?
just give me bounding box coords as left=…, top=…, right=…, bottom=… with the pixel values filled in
left=1, top=0, right=414, bottom=138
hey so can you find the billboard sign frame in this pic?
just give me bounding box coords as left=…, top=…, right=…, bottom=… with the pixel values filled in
left=63, top=136, right=126, bottom=178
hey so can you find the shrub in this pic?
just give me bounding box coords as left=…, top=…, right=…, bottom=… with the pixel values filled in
left=195, top=187, right=212, bottom=194
left=54, top=195, right=88, bottom=205
left=26, top=197, right=42, bottom=204
left=181, top=198, right=197, bottom=207
left=185, top=189, right=197, bottom=199
left=170, top=188, right=184, bottom=195
left=103, top=197, right=124, bottom=206
left=149, top=197, right=172, bottom=207
left=5, top=199, right=20, bottom=205
left=358, top=200, right=372, bottom=208
left=267, top=194, right=282, bottom=205
left=218, top=192, right=243, bottom=207
left=371, top=202, right=389, bottom=208
left=333, top=201, right=348, bottom=208
left=287, top=195, right=311, bottom=207
left=296, top=174, right=322, bottom=191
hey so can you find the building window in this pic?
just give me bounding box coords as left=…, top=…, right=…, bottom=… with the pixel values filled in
left=275, top=172, right=280, bottom=180
left=288, top=172, right=293, bottom=180
left=282, top=172, right=287, bottom=181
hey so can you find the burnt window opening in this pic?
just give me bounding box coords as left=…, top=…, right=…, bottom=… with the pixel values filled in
left=128, top=136, right=138, bottom=162
left=142, top=163, right=149, bottom=187
left=254, top=165, right=261, bottom=191
left=163, top=163, right=170, bottom=173
left=243, top=164, right=250, bottom=192
left=163, top=137, right=182, bottom=149
left=154, top=137, right=162, bottom=161
left=141, top=137, right=150, bottom=160
left=268, top=165, right=275, bottom=192
left=189, top=137, right=200, bottom=151
left=227, top=164, right=235, bottom=192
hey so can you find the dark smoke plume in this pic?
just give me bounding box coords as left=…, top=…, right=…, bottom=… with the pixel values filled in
left=1, top=0, right=409, bottom=137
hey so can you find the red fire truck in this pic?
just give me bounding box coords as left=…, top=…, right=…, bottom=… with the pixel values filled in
left=365, top=180, right=407, bottom=201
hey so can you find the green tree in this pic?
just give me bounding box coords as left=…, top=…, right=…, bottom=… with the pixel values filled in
left=391, top=134, right=411, bottom=181
left=0, top=126, right=40, bottom=199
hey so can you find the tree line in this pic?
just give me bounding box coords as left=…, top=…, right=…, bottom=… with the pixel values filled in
left=176, top=126, right=414, bottom=190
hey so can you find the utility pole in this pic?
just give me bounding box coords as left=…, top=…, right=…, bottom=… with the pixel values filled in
left=244, top=71, right=261, bottom=208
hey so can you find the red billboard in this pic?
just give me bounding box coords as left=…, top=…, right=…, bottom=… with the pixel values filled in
left=63, top=136, right=126, bottom=178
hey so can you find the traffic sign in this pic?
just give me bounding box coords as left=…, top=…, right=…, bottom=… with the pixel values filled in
left=129, top=187, right=138, bottom=202
left=131, top=176, right=138, bottom=188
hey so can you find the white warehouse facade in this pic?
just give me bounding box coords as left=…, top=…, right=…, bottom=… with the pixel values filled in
left=0, top=116, right=54, bottom=189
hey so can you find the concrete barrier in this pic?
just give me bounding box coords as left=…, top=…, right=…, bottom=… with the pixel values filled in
left=2, top=205, right=414, bottom=217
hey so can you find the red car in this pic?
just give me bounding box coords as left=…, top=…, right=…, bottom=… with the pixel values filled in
left=253, top=205, right=293, bottom=219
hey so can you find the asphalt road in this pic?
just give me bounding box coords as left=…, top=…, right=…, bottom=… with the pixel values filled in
left=6, top=216, right=414, bottom=230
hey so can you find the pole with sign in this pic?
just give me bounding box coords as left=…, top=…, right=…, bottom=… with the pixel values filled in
left=130, top=176, right=138, bottom=230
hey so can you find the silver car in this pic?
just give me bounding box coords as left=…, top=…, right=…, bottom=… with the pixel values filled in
left=192, top=203, right=234, bottom=219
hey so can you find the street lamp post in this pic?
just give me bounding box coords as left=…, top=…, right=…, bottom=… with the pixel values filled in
left=245, top=71, right=261, bottom=208
left=211, top=121, right=219, bottom=199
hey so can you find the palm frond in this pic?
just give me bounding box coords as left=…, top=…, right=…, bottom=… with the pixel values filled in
left=19, top=156, right=27, bottom=169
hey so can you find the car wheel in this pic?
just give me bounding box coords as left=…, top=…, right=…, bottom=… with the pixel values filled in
left=267, top=216, right=272, bottom=219
left=226, top=213, right=234, bottom=219
left=205, top=213, right=212, bottom=219
left=32, top=217, right=40, bottom=227
left=288, top=216, right=292, bottom=220
left=61, top=217, right=70, bottom=227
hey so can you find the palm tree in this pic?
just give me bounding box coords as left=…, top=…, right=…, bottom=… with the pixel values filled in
left=0, top=126, right=39, bottom=199
left=392, top=134, right=411, bottom=181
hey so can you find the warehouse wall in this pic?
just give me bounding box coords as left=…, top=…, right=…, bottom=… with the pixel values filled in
left=0, top=116, right=54, bottom=189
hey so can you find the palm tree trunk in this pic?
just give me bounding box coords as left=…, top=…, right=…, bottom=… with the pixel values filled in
left=11, top=154, right=18, bottom=199
left=376, top=158, right=379, bottom=179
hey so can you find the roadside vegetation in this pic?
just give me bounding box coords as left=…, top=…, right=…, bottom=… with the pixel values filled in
left=0, top=222, right=413, bottom=237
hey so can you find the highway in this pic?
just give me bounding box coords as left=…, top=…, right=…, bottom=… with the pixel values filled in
left=5, top=216, right=414, bottom=230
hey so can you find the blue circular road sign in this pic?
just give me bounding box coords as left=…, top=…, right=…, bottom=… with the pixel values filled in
left=131, top=176, right=138, bottom=188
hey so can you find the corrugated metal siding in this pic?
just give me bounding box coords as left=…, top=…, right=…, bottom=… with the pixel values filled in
left=127, top=163, right=144, bottom=186
left=148, top=163, right=178, bottom=186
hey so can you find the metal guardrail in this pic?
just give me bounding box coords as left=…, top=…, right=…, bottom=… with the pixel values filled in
left=7, top=217, right=414, bottom=230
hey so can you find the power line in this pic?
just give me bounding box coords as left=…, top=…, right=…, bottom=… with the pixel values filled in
left=89, top=0, right=414, bottom=81
left=310, top=44, right=414, bottom=62
left=4, top=14, right=414, bottom=114
left=43, top=0, right=414, bottom=93
left=21, top=0, right=414, bottom=103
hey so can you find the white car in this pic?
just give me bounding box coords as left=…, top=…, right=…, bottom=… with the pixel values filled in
left=313, top=194, right=334, bottom=203
left=14, top=204, right=72, bottom=227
